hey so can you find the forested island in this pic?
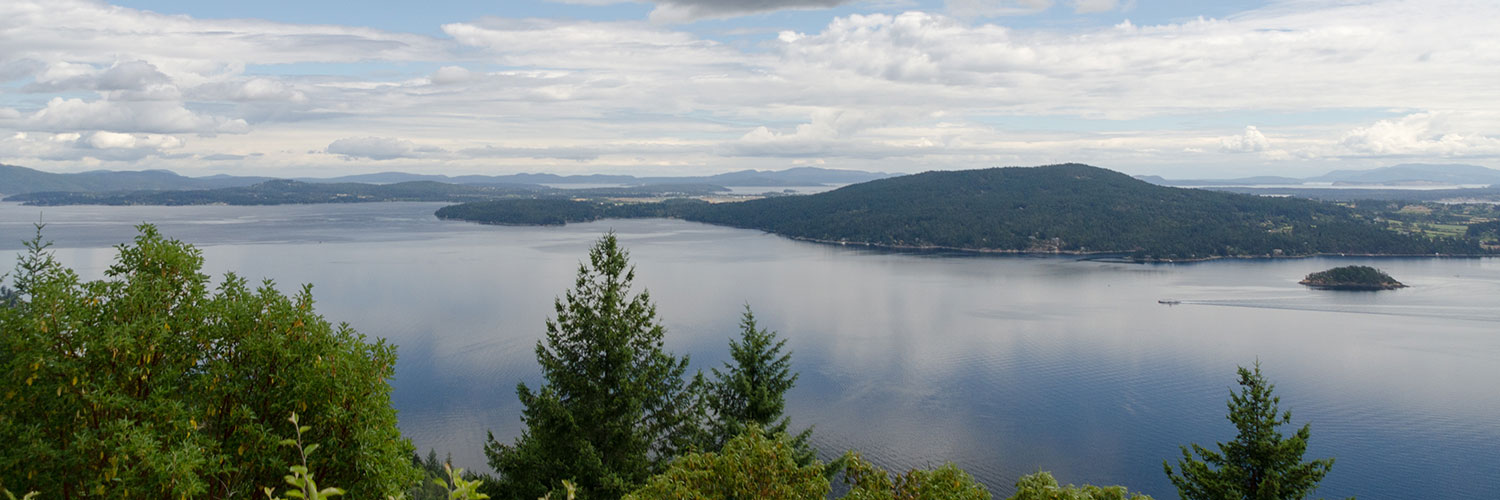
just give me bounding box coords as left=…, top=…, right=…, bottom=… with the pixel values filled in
left=437, top=164, right=1495, bottom=261
left=1300, top=266, right=1407, bottom=290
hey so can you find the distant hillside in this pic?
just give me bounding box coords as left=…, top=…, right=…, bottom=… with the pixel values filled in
left=0, top=164, right=890, bottom=196
left=1207, top=186, right=1500, bottom=203
left=315, top=167, right=890, bottom=187
left=0, top=164, right=269, bottom=195
left=1310, top=163, right=1500, bottom=185
left=1136, top=175, right=1303, bottom=187
left=683, top=167, right=893, bottom=186
left=5, top=179, right=730, bottom=206
left=5, top=180, right=539, bottom=205
left=439, top=164, right=1488, bottom=260
left=1145, top=163, right=1500, bottom=187
left=680, top=164, right=1486, bottom=259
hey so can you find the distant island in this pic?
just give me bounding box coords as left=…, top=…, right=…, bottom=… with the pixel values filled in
left=1136, top=163, right=1500, bottom=203
left=0, top=163, right=891, bottom=197
left=1300, top=266, right=1407, bottom=290
left=1139, top=163, right=1500, bottom=187
left=436, top=164, right=1495, bottom=261
left=3, top=179, right=731, bottom=206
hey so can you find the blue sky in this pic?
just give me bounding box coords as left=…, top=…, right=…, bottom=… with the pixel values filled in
left=1, top=0, right=1496, bottom=178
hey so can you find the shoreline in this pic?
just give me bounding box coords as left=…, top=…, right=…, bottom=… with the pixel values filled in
left=777, top=235, right=1494, bottom=263
left=439, top=214, right=1497, bottom=263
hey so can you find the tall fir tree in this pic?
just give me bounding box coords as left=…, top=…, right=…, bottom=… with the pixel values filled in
left=485, top=234, right=697, bottom=500
left=1164, top=362, right=1339, bottom=500
left=707, top=306, right=814, bottom=465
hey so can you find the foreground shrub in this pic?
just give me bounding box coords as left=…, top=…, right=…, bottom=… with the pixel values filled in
left=841, top=453, right=990, bottom=500
left=0, top=225, right=416, bottom=498
left=625, top=428, right=828, bottom=500
left=1007, top=471, right=1152, bottom=500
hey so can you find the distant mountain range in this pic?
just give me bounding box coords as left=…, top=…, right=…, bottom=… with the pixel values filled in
left=5, top=180, right=734, bottom=206
left=326, top=166, right=892, bottom=187
left=0, top=164, right=893, bottom=196
left=1137, top=163, right=1500, bottom=187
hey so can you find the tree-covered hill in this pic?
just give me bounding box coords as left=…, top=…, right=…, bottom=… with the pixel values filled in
left=0, top=163, right=270, bottom=195
left=677, top=164, right=1482, bottom=259
left=1300, top=265, right=1406, bottom=290
left=438, top=164, right=1490, bottom=260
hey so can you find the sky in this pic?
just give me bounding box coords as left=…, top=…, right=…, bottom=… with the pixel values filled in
left=0, top=0, right=1496, bottom=179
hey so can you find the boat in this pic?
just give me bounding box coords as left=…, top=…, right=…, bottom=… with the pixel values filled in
left=1158, top=300, right=1181, bottom=305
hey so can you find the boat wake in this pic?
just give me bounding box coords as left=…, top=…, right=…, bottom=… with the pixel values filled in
left=1176, top=297, right=1500, bottom=323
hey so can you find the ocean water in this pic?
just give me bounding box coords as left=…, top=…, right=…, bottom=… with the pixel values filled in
left=3, top=201, right=1496, bottom=499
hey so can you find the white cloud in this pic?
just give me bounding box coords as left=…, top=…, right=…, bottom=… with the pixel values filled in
left=946, top=0, right=1053, bottom=18
left=0, top=59, right=45, bottom=82
left=26, top=97, right=249, bottom=134
left=0, top=130, right=185, bottom=162
left=549, top=0, right=856, bottom=23
left=189, top=78, right=308, bottom=103
left=647, top=0, right=854, bottom=23
left=1339, top=113, right=1500, bottom=157
left=0, top=0, right=448, bottom=75
left=3, top=0, right=1499, bottom=177
left=1070, top=0, right=1116, bottom=14
left=326, top=136, right=446, bottom=160
left=442, top=18, right=745, bottom=72
left=85, top=131, right=184, bottom=150
left=771, top=6, right=1500, bottom=116
left=1220, top=126, right=1269, bottom=153
left=23, top=60, right=178, bottom=101
left=429, top=66, right=475, bottom=85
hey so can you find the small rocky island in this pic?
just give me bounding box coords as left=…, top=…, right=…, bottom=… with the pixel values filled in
left=1300, top=265, right=1407, bottom=290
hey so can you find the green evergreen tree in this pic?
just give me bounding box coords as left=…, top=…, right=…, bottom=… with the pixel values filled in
left=707, top=306, right=814, bottom=465
left=1163, top=363, right=1339, bottom=500
left=484, top=234, right=697, bottom=500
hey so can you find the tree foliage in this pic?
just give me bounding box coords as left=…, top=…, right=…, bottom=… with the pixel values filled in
left=1007, top=471, right=1152, bottom=500
left=485, top=233, right=698, bottom=500
left=704, top=306, right=813, bottom=464
left=627, top=428, right=988, bottom=500
left=1164, top=363, right=1338, bottom=500
left=840, top=453, right=991, bottom=500
left=624, top=427, right=829, bottom=500
left=0, top=225, right=416, bottom=498
left=1299, top=266, right=1404, bottom=290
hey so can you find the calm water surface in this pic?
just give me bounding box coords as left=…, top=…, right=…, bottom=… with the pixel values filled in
left=2, top=202, right=1496, bottom=500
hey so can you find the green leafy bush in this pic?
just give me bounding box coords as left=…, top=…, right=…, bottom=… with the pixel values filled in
left=0, top=225, right=416, bottom=498
left=1007, top=471, right=1152, bottom=500
left=841, top=453, right=990, bottom=500
left=625, top=428, right=828, bottom=500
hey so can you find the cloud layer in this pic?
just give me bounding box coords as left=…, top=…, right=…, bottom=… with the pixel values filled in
left=1, top=0, right=1498, bottom=178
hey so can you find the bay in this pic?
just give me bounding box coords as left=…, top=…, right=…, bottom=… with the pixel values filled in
left=2, top=201, right=1496, bottom=499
